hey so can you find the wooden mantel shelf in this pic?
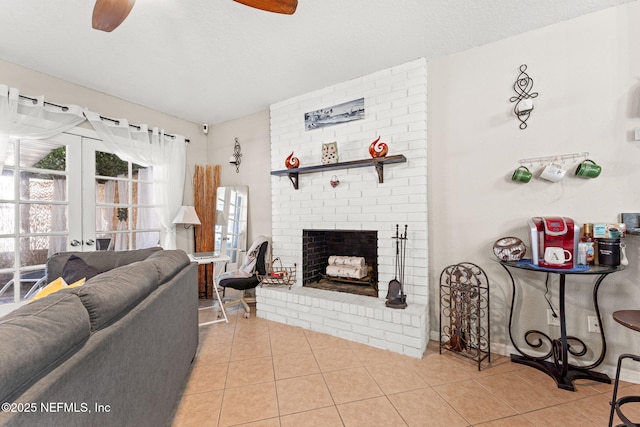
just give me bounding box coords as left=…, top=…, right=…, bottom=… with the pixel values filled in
left=271, top=154, right=407, bottom=189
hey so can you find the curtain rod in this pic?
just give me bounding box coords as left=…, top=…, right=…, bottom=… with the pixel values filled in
left=18, top=94, right=190, bottom=143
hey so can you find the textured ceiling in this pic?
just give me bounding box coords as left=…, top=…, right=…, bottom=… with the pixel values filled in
left=0, top=0, right=635, bottom=125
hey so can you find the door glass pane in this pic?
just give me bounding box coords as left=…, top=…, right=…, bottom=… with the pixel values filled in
left=0, top=169, right=14, bottom=199
left=95, top=151, right=130, bottom=178
left=19, top=204, right=68, bottom=234
left=0, top=238, right=15, bottom=269
left=0, top=204, right=15, bottom=234
left=20, top=237, right=51, bottom=267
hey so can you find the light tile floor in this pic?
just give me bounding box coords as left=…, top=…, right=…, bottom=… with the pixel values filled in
left=170, top=298, right=640, bottom=427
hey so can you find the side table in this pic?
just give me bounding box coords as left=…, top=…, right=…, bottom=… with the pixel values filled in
left=189, top=253, right=231, bottom=326
left=499, top=259, right=625, bottom=391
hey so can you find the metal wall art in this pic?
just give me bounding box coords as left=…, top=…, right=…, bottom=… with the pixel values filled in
left=304, top=98, right=364, bottom=131
left=229, top=137, right=242, bottom=173
left=509, top=64, right=538, bottom=130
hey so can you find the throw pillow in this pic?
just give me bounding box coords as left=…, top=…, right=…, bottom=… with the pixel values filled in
left=62, top=255, right=102, bottom=284
left=30, top=277, right=67, bottom=301
left=68, top=277, right=86, bottom=288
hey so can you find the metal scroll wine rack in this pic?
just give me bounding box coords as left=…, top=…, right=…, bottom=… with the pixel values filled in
left=439, top=262, right=491, bottom=370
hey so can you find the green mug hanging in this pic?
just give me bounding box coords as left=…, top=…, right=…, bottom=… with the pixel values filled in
left=575, top=159, right=601, bottom=178
left=512, top=166, right=532, bottom=183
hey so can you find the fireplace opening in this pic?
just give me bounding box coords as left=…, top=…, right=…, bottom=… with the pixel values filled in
left=303, top=229, right=378, bottom=297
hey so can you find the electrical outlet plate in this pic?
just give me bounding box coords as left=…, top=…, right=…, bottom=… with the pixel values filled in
left=588, top=316, right=601, bottom=333
left=635, top=127, right=640, bottom=141
left=547, top=309, right=560, bottom=326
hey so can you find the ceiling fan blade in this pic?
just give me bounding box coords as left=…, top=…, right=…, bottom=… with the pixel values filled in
left=233, top=0, right=298, bottom=15
left=92, top=0, right=136, bottom=32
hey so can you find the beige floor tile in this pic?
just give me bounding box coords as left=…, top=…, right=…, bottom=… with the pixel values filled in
left=557, top=393, right=615, bottom=426
left=475, top=372, right=560, bottom=413
left=387, top=387, right=468, bottom=427
left=270, top=333, right=312, bottom=355
left=434, top=379, right=517, bottom=424
left=233, top=418, right=281, bottom=427
left=174, top=313, right=635, bottom=427
left=273, top=350, right=320, bottom=380
left=218, top=382, right=279, bottom=427
left=195, top=342, right=232, bottom=366
left=323, top=366, right=384, bottom=404
left=365, top=362, right=429, bottom=395
left=313, top=345, right=362, bottom=372
left=521, top=404, right=599, bottom=426
left=349, top=341, right=410, bottom=366
left=230, top=338, right=272, bottom=361
left=473, top=354, right=522, bottom=377
left=407, top=352, right=479, bottom=386
left=275, top=373, right=334, bottom=415
left=199, top=324, right=236, bottom=347
left=171, top=390, right=223, bottom=427
left=472, top=415, right=535, bottom=426
left=226, top=356, right=274, bottom=388
left=337, top=396, right=407, bottom=427
left=304, top=329, right=350, bottom=350
left=280, top=406, right=344, bottom=427
left=182, top=362, right=229, bottom=395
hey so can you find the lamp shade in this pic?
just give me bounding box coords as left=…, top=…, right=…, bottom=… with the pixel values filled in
left=172, top=206, right=201, bottom=225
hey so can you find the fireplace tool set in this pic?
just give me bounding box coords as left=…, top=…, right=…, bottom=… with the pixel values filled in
left=386, top=224, right=408, bottom=309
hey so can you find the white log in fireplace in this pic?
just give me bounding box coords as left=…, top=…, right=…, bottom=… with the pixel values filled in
left=257, top=58, right=429, bottom=358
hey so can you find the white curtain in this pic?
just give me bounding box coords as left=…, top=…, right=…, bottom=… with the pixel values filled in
left=0, top=85, right=85, bottom=173
left=48, top=179, right=67, bottom=256
left=85, top=111, right=186, bottom=249
left=136, top=167, right=160, bottom=249
left=115, top=177, right=128, bottom=251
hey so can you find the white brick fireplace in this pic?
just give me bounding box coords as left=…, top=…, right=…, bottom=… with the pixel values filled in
left=256, top=58, right=429, bottom=358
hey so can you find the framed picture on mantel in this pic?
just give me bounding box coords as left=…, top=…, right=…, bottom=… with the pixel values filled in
left=304, top=97, right=364, bottom=131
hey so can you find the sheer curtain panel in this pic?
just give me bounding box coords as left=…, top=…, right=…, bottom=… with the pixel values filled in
left=85, top=111, right=186, bottom=249
left=0, top=85, right=85, bottom=172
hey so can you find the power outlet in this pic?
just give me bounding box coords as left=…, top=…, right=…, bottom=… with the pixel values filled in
left=635, top=127, right=640, bottom=141
left=588, top=316, right=601, bottom=334
left=547, top=309, right=560, bottom=326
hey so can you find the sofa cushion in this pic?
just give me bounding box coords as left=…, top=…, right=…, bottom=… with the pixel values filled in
left=146, top=250, right=191, bottom=285
left=61, top=255, right=102, bottom=284
left=45, top=247, right=162, bottom=283
left=64, top=261, right=159, bottom=332
left=0, top=293, right=91, bottom=403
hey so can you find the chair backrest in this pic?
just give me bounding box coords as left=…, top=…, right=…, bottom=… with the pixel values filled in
left=255, top=241, right=269, bottom=276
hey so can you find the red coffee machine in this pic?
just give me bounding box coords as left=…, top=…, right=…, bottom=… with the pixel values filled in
left=528, top=217, right=580, bottom=269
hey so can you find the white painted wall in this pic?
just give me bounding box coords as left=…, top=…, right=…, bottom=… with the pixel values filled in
left=428, top=1, right=640, bottom=375
left=207, top=110, right=272, bottom=244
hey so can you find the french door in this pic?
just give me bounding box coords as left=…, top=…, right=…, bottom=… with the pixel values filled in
left=0, top=132, right=160, bottom=310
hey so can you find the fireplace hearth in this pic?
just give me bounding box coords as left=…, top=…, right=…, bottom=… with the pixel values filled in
left=302, top=229, right=378, bottom=297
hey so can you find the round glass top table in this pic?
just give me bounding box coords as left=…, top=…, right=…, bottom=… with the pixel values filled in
left=498, top=259, right=625, bottom=391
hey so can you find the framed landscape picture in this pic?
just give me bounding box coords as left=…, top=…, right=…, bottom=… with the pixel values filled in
left=304, top=98, right=364, bottom=131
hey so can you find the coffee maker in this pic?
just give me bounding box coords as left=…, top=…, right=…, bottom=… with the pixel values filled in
left=528, top=217, right=579, bottom=269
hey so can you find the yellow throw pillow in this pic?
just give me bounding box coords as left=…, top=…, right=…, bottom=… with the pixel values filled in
left=30, top=277, right=67, bottom=301
left=67, top=278, right=86, bottom=288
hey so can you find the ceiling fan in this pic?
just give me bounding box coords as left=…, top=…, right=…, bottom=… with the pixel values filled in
left=92, top=0, right=298, bottom=32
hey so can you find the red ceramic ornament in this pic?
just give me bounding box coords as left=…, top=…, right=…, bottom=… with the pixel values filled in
left=368, top=136, right=388, bottom=158
left=285, top=152, right=300, bottom=169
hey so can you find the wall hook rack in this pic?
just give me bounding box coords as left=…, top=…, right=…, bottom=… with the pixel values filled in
left=518, top=152, right=589, bottom=167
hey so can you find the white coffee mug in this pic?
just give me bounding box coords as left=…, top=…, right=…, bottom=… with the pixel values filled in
left=540, top=163, right=566, bottom=182
left=544, top=247, right=572, bottom=265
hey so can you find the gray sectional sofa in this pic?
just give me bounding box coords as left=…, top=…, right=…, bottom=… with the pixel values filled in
left=0, top=248, right=198, bottom=427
